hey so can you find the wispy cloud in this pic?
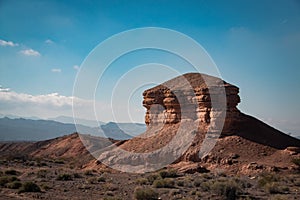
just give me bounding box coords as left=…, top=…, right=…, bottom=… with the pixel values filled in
left=0, top=39, right=18, bottom=47
left=51, top=68, right=62, bottom=73
left=0, top=86, right=10, bottom=92
left=45, top=39, right=54, bottom=44
left=73, top=65, right=80, bottom=70
left=0, top=90, right=74, bottom=109
left=0, top=88, right=101, bottom=120
left=20, top=48, right=41, bottom=56
left=0, top=87, right=143, bottom=123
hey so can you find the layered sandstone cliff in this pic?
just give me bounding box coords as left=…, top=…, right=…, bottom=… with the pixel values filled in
left=143, top=73, right=240, bottom=135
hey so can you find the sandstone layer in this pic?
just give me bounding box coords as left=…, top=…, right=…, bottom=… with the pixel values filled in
left=143, top=73, right=240, bottom=135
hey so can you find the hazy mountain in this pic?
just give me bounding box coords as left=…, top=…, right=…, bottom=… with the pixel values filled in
left=115, top=123, right=147, bottom=137
left=100, top=122, right=135, bottom=140
left=0, top=117, right=97, bottom=141
left=0, top=113, right=40, bottom=120
left=0, top=117, right=146, bottom=141
left=48, top=116, right=104, bottom=127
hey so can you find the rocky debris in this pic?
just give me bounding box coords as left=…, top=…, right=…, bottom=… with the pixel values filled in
left=143, top=73, right=240, bottom=135
left=174, top=162, right=209, bottom=174
left=285, top=146, right=300, bottom=155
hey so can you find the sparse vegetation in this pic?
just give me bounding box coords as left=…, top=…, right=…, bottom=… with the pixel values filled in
left=176, top=180, right=185, bottom=187
left=37, top=169, right=48, bottom=178
left=159, top=169, right=178, bottom=178
left=4, top=169, right=19, bottom=175
left=193, top=178, right=202, bottom=187
left=18, top=182, right=41, bottom=193
left=136, top=178, right=148, bottom=185
left=98, top=176, right=106, bottom=182
left=0, top=163, right=299, bottom=199
left=54, top=159, right=65, bottom=164
left=103, top=183, right=118, bottom=191
left=258, top=173, right=279, bottom=187
left=56, top=173, right=72, bottom=181
left=210, top=180, right=239, bottom=200
left=265, top=182, right=281, bottom=194
left=153, top=178, right=175, bottom=188
left=103, top=197, right=122, bottom=200
left=73, top=172, right=83, bottom=178
left=0, top=176, right=19, bottom=187
left=6, top=181, right=22, bottom=189
left=84, top=170, right=94, bottom=176
left=291, top=158, right=300, bottom=169
left=87, top=177, right=98, bottom=184
left=146, top=174, right=160, bottom=184
left=134, top=187, right=159, bottom=200
left=0, top=150, right=299, bottom=199
left=41, top=183, right=52, bottom=190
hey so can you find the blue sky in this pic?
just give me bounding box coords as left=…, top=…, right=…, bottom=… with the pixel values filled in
left=0, top=0, right=300, bottom=136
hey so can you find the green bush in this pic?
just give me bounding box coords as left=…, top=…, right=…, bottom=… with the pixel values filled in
left=4, top=169, right=19, bottom=175
left=102, top=183, right=118, bottom=191
left=18, top=182, right=41, bottom=193
left=36, top=169, right=48, bottom=178
left=292, top=158, right=300, bottom=167
left=146, top=174, right=160, bottom=184
left=264, top=182, right=289, bottom=194
left=136, top=178, right=148, bottom=185
left=87, top=177, right=98, bottom=184
left=6, top=181, right=22, bottom=189
left=56, top=173, right=72, bottom=181
left=41, top=184, right=52, bottom=190
left=54, top=159, right=65, bottom=164
left=258, top=173, right=279, bottom=187
left=98, top=176, right=106, bottom=182
left=177, top=180, right=184, bottom=187
left=153, top=178, right=175, bottom=188
left=73, top=173, right=83, bottom=178
left=103, top=197, right=122, bottom=200
left=0, top=176, right=19, bottom=186
left=210, top=180, right=239, bottom=200
left=159, top=170, right=178, bottom=178
left=193, top=178, right=202, bottom=187
left=84, top=170, right=94, bottom=176
left=200, top=181, right=211, bottom=191
left=134, top=187, right=159, bottom=200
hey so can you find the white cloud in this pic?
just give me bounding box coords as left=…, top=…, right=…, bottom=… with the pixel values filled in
left=0, top=90, right=73, bottom=108
left=45, top=39, right=54, bottom=44
left=0, top=39, right=18, bottom=47
left=51, top=68, right=62, bottom=73
left=73, top=65, right=80, bottom=70
left=20, top=48, right=41, bottom=56
left=0, top=89, right=110, bottom=121
left=0, top=86, right=10, bottom=92
left=0, top=86, right=146, bottom=123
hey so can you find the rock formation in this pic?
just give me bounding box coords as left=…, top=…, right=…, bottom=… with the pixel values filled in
left=91, top=73, right=300, bottom=173
left=143, top=73, right=240, bottom=135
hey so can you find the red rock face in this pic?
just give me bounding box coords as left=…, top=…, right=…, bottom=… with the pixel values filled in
left=142, top=73, right=241, bottom=135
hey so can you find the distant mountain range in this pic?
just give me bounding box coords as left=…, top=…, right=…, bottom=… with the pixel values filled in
left=48, top=116, right=105, bottom=127
left=0, top=117, right=146, bottom=141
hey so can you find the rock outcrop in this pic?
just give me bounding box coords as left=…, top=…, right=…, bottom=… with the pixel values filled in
left=143, top=73, right=240, bottom=135
left=86, top=73, right=300, bottom=174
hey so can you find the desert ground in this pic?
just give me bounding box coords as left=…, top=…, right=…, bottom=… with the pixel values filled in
left=0, top=133, right=299, bottom=200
